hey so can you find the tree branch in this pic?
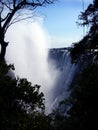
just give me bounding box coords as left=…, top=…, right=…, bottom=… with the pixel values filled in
left=0, top=1, right=12, bottom=11
left=1, top=0, right=55, bottom=34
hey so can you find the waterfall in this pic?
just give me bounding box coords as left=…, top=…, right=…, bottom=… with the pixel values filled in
left=48, top=48, right=78, bottom=112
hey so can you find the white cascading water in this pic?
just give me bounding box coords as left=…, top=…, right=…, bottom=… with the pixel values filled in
left=5, top=21, right=78, bottom=113
left=48, top=49, right=78, bottom=112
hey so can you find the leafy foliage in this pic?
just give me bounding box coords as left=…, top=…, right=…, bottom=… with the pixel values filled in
left=71, top=0, right=98, bottom=64
left=0, top=61, right=48, bottom=130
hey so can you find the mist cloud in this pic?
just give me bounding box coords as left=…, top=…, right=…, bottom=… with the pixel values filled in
left=5, top=21, right=59, bottom=111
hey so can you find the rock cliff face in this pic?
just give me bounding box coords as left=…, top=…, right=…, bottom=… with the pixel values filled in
left=48, top=48, right=79, bottom=111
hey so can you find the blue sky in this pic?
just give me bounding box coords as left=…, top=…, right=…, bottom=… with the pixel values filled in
left=36, top=0, right=93, bottom=48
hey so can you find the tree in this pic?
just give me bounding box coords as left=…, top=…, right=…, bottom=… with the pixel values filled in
left=0, top=0, right=55, bottom=61
left=71, top=0, right=98, bottom=64
left=0, top=61, right=45, bottom=129
left=79, top=0, right=98, bottom=48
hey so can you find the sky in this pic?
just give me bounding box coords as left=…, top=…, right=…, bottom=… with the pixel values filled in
left=34, top=0, right=93, bottom=48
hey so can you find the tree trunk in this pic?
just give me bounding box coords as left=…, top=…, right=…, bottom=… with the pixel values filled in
left=0, top=41, right=8, bottom=61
